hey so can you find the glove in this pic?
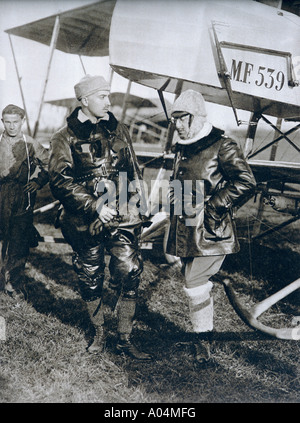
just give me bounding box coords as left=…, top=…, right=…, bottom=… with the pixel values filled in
left=204, top=202, right=227, bottom=239
left=89, top=218, right=103, bottom=236
left=89, top=212, right=121, bottom=236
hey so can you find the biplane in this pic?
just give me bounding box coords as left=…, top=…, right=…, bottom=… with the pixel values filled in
left=4, top=0, right=300, bottom=339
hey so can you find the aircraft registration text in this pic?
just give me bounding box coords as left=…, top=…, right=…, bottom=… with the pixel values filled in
left=230, top=59, right=285, bottom=92
left=221, top=45, right=297, bottom=104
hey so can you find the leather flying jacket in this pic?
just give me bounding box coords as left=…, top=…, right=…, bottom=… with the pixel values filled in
left=166, top=126, right=256, bottom=257
left=49, top=108, right=143, bottom=226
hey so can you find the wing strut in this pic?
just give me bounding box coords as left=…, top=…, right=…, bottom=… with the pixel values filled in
left=269, top=118, right=283, bottom=161
left=212, top=22, right=241, bottom=127
left=79, top=55, right=87, bottom=75
left=33, top=15, right=60, bottom=138
left=157, top=78, right=171, bottom=123
left=120, top=80, right=132, bottom=124
left=7, top=34, right=32, bottom=136
left=244, top=112, right=261, bottom=158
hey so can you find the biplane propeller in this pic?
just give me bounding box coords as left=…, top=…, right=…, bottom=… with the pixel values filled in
left=4, top=0, right=300, bottom=339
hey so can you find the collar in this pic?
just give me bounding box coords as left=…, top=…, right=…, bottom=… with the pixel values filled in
left=67, top=107, right=118, bottom=140
left=0, top=131, right=25, bottom=143
left=78, top=109, right=109, bottom=124
left=177, top=121, right=213, bottom=145
left=172, top=126, right=225, bottom=154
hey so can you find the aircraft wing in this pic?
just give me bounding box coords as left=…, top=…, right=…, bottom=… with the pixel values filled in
left=6, top=0, right=299, bottom=120
left=248, top=159, right=300, bottom=185
left=110, top=0, right=300, bottom=120
left=5, top=0, right=116, bottom=57
left=46, top=92, right=159, bottom=109
left=135, top=150, right=300, bottom=185
left=46, top=98, right=79, bottom=109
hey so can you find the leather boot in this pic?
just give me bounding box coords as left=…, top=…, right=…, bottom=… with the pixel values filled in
left=86, top=298, right=105, bottom=354
left=102, top=280, right=121, bottom=312
left=4, top=271, right=27, bottom=301
left=194, top=332, right=213, bottom=364
left=116, top=334, right=153, bottom=361
left=116, top=296, right=153, bottom=361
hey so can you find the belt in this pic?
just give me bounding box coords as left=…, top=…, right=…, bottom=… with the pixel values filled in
left=75, top=166, right=118, bottom=183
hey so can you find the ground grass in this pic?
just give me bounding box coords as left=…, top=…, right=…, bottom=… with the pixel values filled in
left=0, top=187, right=299, bottom=404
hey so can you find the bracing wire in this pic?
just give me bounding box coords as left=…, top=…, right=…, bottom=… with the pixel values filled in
left=276, top=131, right=300, bottom=161
left=240, top=208, right=300, bottom=246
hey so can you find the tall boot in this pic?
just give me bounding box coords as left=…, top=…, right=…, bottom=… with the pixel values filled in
left=86, top=298, right=105, bottom=354
left=102, top=279, right=121, bottom=312
left=116, top=296, right=152, bottom=361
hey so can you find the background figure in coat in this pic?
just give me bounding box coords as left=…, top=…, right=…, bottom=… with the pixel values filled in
left=166, top=90, right=256, bottom=363
left=0, top=104, right=49, bottom=297
left=48, top=75, right=152, bottom=360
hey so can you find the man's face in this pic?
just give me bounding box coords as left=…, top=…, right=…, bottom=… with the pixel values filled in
left=171, top=113, right=192, bottom=140
left=1, top=113, right=24, bottom=137
left=83, top=91, right=111, bottom=119
left=172, top=113, right=206, bottom=140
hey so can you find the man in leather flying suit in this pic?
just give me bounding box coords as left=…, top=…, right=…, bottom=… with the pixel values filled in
left=49, top=75, right=152, bottom=360
left=166, top=90, right=256, bottom=363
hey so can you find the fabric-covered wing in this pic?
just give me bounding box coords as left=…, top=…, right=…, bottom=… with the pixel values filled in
left=5, top=0, right=116, bottom=57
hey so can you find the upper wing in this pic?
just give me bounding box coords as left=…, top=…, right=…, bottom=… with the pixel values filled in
left=5, top=0, right=116, bottom=57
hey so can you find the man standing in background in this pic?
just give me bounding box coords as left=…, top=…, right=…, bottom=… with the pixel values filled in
left=0, top=104, right=49, bottom=298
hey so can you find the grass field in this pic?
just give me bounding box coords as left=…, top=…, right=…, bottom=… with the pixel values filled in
left=0, top=184, right=300, bottom=404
